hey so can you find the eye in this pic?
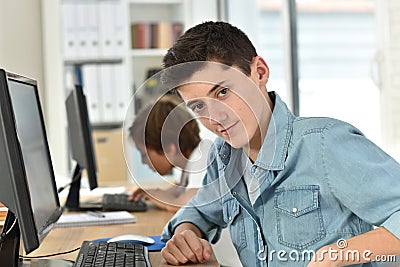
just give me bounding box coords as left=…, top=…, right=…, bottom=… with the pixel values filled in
left=190, top=102, right=205, bottom=114
left=217, top=87, right=229, bottom=98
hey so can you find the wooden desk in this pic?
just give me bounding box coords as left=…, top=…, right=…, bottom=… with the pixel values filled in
left=26, top=204, right=218, bottom=266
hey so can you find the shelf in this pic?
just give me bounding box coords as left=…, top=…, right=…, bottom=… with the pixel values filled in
left=129, top=49, right=168, bottom=57
left=64, top=58, right=124, bottom=66
left=91, top=122, right=123, bottom=130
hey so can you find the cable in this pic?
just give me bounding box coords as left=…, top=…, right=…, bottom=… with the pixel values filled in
left=0, top=216, right=18, bottom=244
left=57, top=167, right=82, bottom=194
left=20, top=246, right=80, bottom=259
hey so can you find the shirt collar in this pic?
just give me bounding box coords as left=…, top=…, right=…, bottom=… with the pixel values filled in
left=218, top=91, right=295, bottom=171
left=255, top=92, right=295, bottom=170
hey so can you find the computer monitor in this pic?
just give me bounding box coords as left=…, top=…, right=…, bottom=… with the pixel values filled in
left=64, top=85, right=98, bottom=210
left=0, top=69, right=63, bottom=266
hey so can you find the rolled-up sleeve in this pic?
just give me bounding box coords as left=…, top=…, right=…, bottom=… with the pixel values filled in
left=161, top=203, right=223, bottom=243
left=161, top=140, right=227, bottom=243
left=322, top=120, right=400, bottom=239
left=381, top=210, right=400, bottom=239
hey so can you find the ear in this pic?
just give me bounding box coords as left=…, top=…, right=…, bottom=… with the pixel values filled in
left=252, top=56, right=269, bottom=86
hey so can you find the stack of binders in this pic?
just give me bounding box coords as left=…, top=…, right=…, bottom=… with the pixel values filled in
left=61, top=1, right=126, bottom=59
left=0, top=202, right=7, bottom=227
left=131, top=21, right=183, bottom=49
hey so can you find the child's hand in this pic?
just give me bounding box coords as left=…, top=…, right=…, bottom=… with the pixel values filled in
left=129, top=188, right=149, bottom=202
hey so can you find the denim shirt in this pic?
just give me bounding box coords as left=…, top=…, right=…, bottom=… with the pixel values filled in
left=161, top=92, right=400, bottom=267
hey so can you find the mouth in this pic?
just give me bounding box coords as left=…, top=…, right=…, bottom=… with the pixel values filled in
left=219, top=121, right=238, bottom=136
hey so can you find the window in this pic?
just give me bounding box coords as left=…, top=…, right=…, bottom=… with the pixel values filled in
left=229, top=0, right=381, bottom=145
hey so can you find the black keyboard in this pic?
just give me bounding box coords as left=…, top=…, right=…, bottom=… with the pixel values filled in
left=73, top=241, right=151, bottom=267
left=102, top=194, right=147, bottom=212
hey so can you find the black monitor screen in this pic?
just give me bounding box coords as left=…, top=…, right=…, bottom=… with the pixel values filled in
left=0, top=69, right=62, bottom=265
left=64, top=85, right=98, bottom=210
left=8, top=79, right=61, bottom=238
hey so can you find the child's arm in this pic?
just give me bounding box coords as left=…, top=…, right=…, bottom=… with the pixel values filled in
left=308, top=227, right=400, bottom=266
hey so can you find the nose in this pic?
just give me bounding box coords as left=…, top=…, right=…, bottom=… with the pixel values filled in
left=207, top=102, right=228, bottom=125
left=141, top=155, right=149, bottom=166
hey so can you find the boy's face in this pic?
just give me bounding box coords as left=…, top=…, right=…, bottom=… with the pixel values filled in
left=176, top=60, right=270, bottom=149
left=136, top=143, right=173, bottom=175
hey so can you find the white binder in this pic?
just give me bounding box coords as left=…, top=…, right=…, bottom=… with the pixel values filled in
left=84, top=2, right=100, bottom=58
left=98, top=1, right=115, bottom=57
left=112, top=2, right=126, bottom=56
left=99, top=64, right=115, bottom=122
left=82, top=65, right=101, bottom=123
left=113, top=64, right=130, bottom=122
left=75, top=3, right=89, bottom=58
left=62, top=3, right=78, bottom=59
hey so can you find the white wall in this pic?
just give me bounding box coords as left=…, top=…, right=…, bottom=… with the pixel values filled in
left=41, top=0, right=68, bottom=177
left=0, top=0, right=44, bottom=98
left=0, top=0, right=68, bottom=177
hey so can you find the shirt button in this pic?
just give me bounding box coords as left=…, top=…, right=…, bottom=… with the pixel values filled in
left=228, top=216, right=232, bottom=221
left=232, top=191, right=237, bottom=196
left=251, top=166, right=256, bottom=175
left=292, top=207, right=298, bottom=213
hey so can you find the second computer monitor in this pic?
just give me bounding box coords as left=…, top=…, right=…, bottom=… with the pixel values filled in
left=66, top=84, right=98, bottom=188
left=64, top=85, right=98, bottom=210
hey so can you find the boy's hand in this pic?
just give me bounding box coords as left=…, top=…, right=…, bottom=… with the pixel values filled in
left=161, top=229, right=212, bottom=265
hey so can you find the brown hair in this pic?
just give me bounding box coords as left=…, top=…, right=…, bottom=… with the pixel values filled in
left=129, top=95, right=200, bottom=158
left=162, top=21, right=257, bottom=88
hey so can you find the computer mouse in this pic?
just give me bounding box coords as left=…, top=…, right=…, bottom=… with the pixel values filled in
left=107, top=234, right=155, bottom=245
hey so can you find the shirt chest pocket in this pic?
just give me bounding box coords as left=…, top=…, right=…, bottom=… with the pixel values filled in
left=222, top=199, right=247, bottom=252
left=273, top=185, right=326, bottom=250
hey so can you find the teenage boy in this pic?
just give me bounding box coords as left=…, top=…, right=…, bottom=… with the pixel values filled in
left=159, top=21, right=400, bottom=266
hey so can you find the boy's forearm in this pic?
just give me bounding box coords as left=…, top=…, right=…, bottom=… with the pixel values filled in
left=174, top=222, right=205, bottom=239
left=312, top=227, right=400, bottom=266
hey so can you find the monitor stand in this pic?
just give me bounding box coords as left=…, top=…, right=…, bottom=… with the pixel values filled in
left=0, top=212, right=74, bottom=267
left=0, top=211, right=20, bottom=266
left=64, top=163, right=102, bottom=211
